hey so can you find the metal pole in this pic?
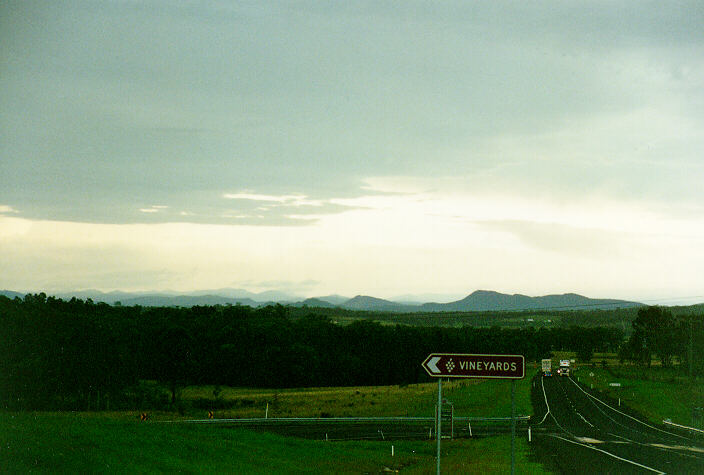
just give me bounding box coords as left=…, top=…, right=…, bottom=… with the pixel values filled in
left=511, top=379, right=516, bottom=475
left=437, top=378, right=442, bottom=475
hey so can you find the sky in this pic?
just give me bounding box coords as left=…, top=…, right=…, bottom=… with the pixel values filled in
left=1, top=1, right=703, bottom=302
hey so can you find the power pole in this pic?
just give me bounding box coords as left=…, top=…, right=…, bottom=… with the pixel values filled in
left=689, top=318, right=694, bottom=380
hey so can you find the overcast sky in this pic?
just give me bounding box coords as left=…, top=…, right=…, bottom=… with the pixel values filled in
left=1, top=1, right=703, bottom=302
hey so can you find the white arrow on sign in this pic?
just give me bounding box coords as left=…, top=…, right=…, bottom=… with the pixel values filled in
left=427, top=356, right=441, bottom=374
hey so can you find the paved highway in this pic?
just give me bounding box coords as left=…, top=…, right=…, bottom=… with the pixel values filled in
left=531, top=374, right=704, bottom=474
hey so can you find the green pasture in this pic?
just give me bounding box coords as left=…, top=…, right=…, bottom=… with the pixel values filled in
left=0, top=368, right=543, bottom=472
left=169, top=370, right=535, bottom=421
left=0, top=412, right=547, bottom=473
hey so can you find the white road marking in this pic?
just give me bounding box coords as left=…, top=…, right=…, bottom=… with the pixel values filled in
left=540, top=375, right=575, bottom=437
left=568, top=377, right=688, bottom=440
left=575, top=436, right=603, bottom=444
left=663, top=420, right=704, bottom=434
left=609, top=432, right=704, bottom=461
left=650, top=443, right=704, bottom=454
left=537, top=375, right=551, bottom=425
left=609, top=432, right=637, bottom=443
left=576, top=411, right=595, bottom=428
left=549, top=434, right=666, bottom=474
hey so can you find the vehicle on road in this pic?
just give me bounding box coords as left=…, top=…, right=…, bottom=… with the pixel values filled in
left=557, top=359, right=570, bottom=377
left=541, top=358, right=552, bottom=377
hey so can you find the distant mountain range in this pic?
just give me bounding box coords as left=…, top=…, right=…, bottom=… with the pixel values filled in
left=0, top=290, right=24, bottom=300
left=420, top=290, right=641, bottom=312
left=0, top=288, right=297, bottom=307
left=1, top=288, right=643, bottom=312
left=333, top=291, right=641, bottom=312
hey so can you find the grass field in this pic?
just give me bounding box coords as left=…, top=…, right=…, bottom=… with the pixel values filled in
left=0, top=412, right=548, bottom=473
left=0, top=373, right=541, bottom=473
left=171, top=368, right=536, bottom=421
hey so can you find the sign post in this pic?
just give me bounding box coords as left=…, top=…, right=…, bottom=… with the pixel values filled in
left=610, top=382, right=621, bottom=406
left=422, top=353, right=525, bottom=474
left=436, top=378, right=442, bottom=475
left=511, top=379, right=516, bottom=475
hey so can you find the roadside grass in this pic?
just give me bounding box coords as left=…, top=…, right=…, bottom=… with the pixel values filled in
left=0, top=412, right=548, bottom=473
left=0, top=369, right=543, bottom=472
left=402, top=436, right=547, bottom=474
left=174, top=370, right=536, bottom=421
left=571, top=357, right=704, bottom=428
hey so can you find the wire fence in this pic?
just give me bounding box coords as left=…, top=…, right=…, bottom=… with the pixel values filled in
left=160, top=415, right=532, bottom=441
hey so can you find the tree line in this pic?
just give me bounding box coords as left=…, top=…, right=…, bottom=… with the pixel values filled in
left=0, top=293, right=660, bottom=411
left=287, top=305, right=640, bottom=330
left=619, top=305, right=704, bottom=374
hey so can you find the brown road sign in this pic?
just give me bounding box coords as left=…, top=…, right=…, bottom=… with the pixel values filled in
left=422, top=353, right=525, bottom=379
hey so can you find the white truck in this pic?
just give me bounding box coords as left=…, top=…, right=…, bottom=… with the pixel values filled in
left=558, top=359, right=570, bottom=377
left=541, top=359, right=552, bottom=377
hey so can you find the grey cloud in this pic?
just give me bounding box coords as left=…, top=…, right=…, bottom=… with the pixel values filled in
left=1, top=1, right=703, bottom=224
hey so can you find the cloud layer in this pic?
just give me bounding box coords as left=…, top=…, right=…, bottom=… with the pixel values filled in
left=1, top=1, right=703, bottom=298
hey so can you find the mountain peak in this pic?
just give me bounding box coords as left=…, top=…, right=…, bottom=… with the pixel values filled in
left=467, top=289, right=501, bottom=297
left=341, top=295, right=411, bottom=312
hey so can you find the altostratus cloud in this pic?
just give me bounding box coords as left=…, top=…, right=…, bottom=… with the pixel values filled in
left=223, top=193, right=324, bottom=207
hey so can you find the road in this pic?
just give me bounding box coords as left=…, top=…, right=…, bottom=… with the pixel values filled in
left=531, top=373, right=704, bottom=474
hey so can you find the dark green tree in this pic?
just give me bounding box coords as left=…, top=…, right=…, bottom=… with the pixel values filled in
left=624, top=306, right=680, bottom=367
left=154, top=326, right=194, bottom=405
left=574, top=335, right=594, bottom=363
